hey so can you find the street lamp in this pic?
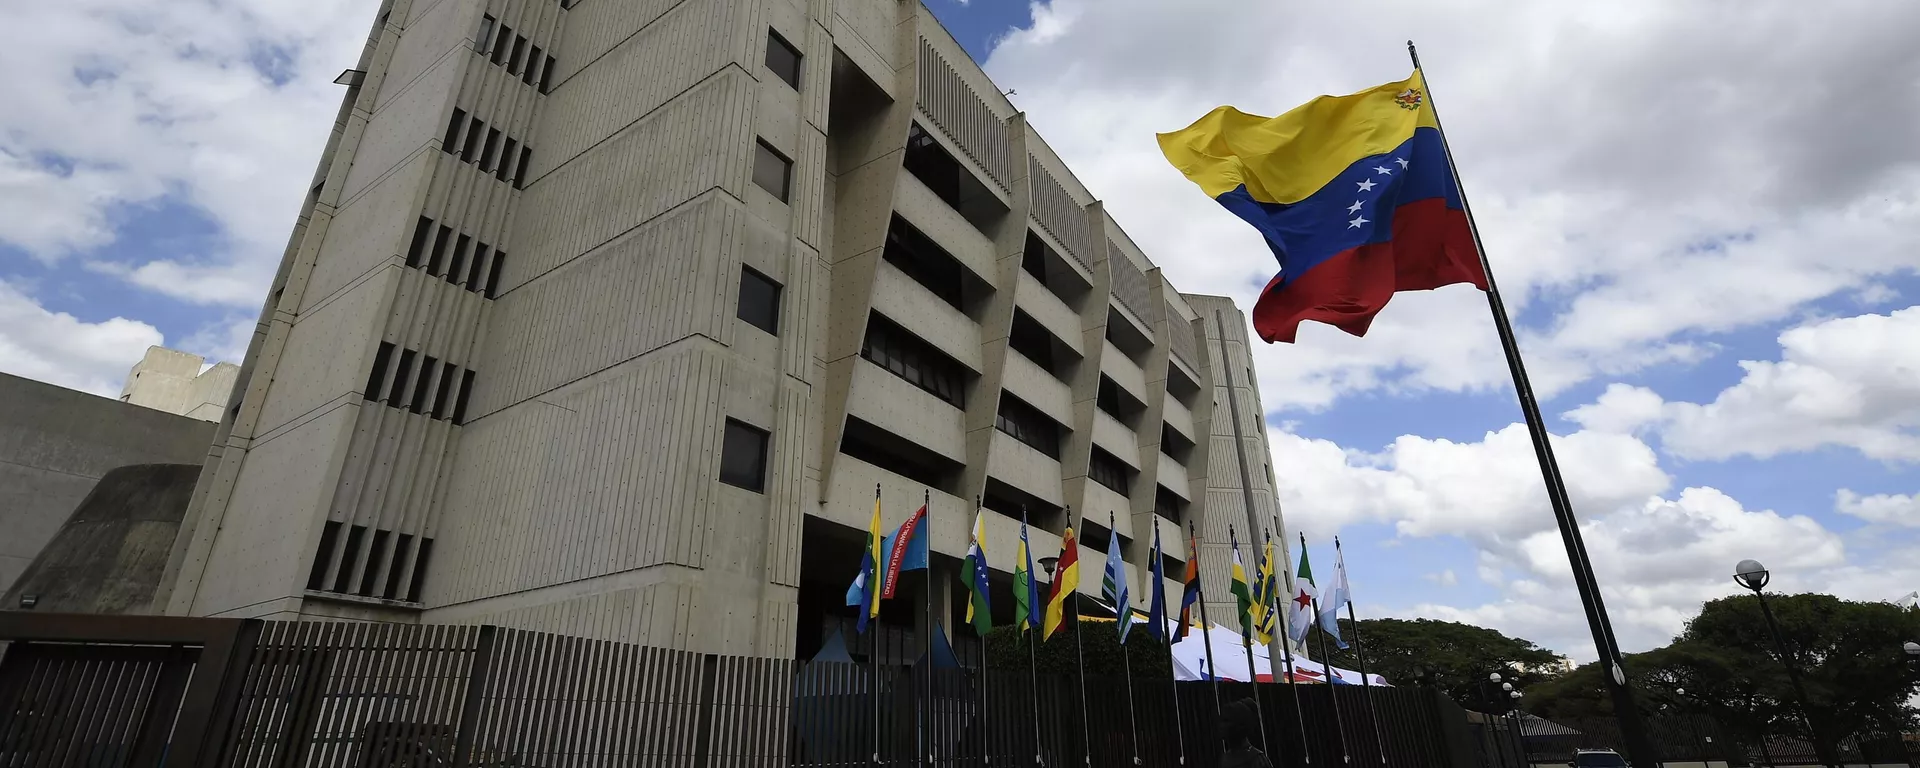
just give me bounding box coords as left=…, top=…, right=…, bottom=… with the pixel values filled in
left=1507, top=691, right=1528, bottom=768
left=1671, top=688, right=1711, bottom=764
left=1904, top=642, right=1919, bottom=675
left=1734, top=559, right=1836, bottom=768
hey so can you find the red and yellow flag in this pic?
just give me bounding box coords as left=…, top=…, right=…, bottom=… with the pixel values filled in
left=1042, top=526, right=1081, bottom=641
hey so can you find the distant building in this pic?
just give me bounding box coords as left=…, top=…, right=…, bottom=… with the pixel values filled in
left=119, top=346, right=238, bottom=422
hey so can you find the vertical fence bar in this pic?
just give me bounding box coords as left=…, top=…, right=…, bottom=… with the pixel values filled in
left=450, top=625, right=497, bottom=767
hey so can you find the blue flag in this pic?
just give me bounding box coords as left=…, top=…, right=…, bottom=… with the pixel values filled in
left=1101, top=522, right=1131, bottom=643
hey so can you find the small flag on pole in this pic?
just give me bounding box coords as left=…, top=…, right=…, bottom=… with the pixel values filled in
left=844, top=493, right=885, bottom=633
left=1229, top=530, right=1254, bottom=644
left=880, top=504, right=929, bottom=599
left=1102, top=521, right=1131, bottom=643
left=1147, top=526, right=1168, bottom=642
left=1288, top=540, right=1320, bottom=645
left=1175, top=530, right=1202, bottom=641
left=962, top=509, right=992, bottom=636
left=1042, top=526, right=1081, bottom=641
left=1319, top=538, right=1352, bottom=649
left=1252, top=537, right=1280, bottom=644
left=1015, top=512, right=1042, bottom=634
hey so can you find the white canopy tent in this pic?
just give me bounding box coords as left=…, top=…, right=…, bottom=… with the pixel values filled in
left=1090, top=611, right=1389, bottom=686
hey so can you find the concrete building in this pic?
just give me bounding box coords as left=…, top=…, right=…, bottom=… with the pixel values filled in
left=119, top=346, right=240, bottom=422
left=0, top=373, right=217, bottom=599
left=159, top=0, right=1285, bottom=658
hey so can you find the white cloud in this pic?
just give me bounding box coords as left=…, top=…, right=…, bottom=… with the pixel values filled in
left=1424, top=569, right=1458, bottom=588
left=985, top=0, right=1920, bottom=412
left=1835, top=489, right=1920, bottom=527
left=0, top=280, right=163, bottom=396
left=1266, top=417, right=1905, bottom=659
left=1565, top=307, right=1920, bottom=463
left=0, top=0, right=371, bottom=288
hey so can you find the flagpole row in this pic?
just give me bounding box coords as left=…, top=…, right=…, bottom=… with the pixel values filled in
left=1021, top=507, right=1043, bottom=767
left=1074, top=590, right=1091, bottom=767
left=1312, top=596, right=1354, bottom=765
left=1190, top=521, right=1222, bottom=716
left=1336, top=537, right=1390, bottom=764
left=1107, top=509, right=1142, bottom=767
left=975, top=496, right=991, bottom=768
left=1275, top=529, right=1311, bottom=766
left=922, top=489, right=933, bottom=768
left=1152, top=524, right=1186, bottom=767
left=1407, top=39, right=1660, bottom=768
left=873, top=485, right=883, bottom=766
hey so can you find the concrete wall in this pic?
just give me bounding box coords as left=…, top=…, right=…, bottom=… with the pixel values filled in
left=2, top=463, right=202, bottom=614
left=0, top=373, right=215, bottom=597
left=118, top=346, right=237, bottom=422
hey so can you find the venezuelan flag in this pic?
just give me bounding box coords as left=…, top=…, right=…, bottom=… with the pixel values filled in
left=1157, top=71, right=1487, bottom=343
left=1042, top=526, right=1081, bottom=641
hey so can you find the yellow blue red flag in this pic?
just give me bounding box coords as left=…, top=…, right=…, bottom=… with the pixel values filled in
left=1157, top=71, right=1487, bottom=343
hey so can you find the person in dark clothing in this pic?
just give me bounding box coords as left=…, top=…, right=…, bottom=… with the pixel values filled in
left=1218, top=697, right=1274, bottom=768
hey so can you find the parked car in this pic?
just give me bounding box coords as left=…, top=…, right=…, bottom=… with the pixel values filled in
left=1570, top=748, right=1628, bottom=767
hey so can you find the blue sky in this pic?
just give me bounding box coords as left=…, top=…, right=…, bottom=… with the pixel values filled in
left=1, top=0, right=1916, bottom=661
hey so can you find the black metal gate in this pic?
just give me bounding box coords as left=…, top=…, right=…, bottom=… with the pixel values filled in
left=0, top=643, right=195, bottom=766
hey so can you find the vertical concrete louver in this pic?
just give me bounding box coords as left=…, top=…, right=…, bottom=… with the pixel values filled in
left=159, top=0, right=1282, bottom=659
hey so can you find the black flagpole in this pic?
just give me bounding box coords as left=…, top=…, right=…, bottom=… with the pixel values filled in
left=1336, top=537, right=1389, bottom=765
left=1272, top=529, right=1311, bottom=766
left=1112, top=510, right=1142, bottom=766
left=1407, top=40, right=1660, bottom=768
left=978, top=496, right=991, bottom=768
left=1190, top=521, right=1222, bottom=717
left=872, top=486, right=884, bottom=766
left=1231, top=526, right=1271, bottom=757
left=1309, top=613, right=1352, bottom=763
left=1159, top=530, right=1186, bottom=767
left=1068, top=508, right=1092, bottom=767
left=1023, top=507, right=1044, bottom=767
left=923, top=489, right=934, bottom=768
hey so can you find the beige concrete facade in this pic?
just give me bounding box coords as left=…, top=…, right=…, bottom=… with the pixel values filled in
left=159, top=0, right=1283, bottom=658
left=119, top=346, right=238, bottom=422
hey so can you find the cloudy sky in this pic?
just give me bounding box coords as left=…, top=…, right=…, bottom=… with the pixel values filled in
left=3, top=0, right=1917, bottom=661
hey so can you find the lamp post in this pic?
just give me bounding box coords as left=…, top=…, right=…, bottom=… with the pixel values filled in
left=1733, top=559, right=1835, bottom=768
left=1508, top=690, right=1529, bottom=768
left=1904, top=642, right=1919, bottom=676
left=1669, top=687, right=1710, bottom=766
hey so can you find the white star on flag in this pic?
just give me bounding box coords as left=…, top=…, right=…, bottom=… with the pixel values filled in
left=1346, top=201, right=1363, bottom=214
left=1348, top=215, right=1368, bottom=229
left=1374, top=165, right=1393, bottom=175
left=1395, top=157, right=1410, bottom=169
left=1356, top=179, right=1375, bottom=192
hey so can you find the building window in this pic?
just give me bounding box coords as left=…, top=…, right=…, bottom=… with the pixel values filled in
left=905, top=123, right=962, bottom=209
left=383, top=534, right=414, bottom=599
left=333, top=525, right=367, bottom=593
left=485, top=251, right=507, bottom=297
left=995, top=394, right=1060, bottom=459
left=428, top=224, right=453, bottom=275
left=1007, top=310, right=1059, bottom=375
left=719, top=419, right=770, bottom=492
left=496, top=137, right=518, bottom=182
left=451, top=370, right=476, bottom=425
left=307, top=520, right=343, bottom=590
left=479, top=128, right=501, bottom=172
left=359, top=529, right=390, bottom=596
left=1154, top=486, right=1185, bottom=525
left=442, top=109, right=466, bottom=153
left=861, top=314, right=965, bottom=407
left=538, top=55, right=558, bottom=94
left=523, top=45, right=543, bottom=86
left=460, top=117, right=483, bottom=162
left=1089, top=447, right=1131, bottom=494
left=406, top=538, right=434, bottom=602
left=409, top=356, right=439, bottom=414
left=513, top=146, right=533, bottom=190
left=490, top=25, right=513, bottom=66
left=765, top=30, right=802, bottom=89
left=405, top=216, right=433, bottom=267
left=737, top=267, right=782, bottom=335
left=466, top=245, right=491, bottom=292
left=364, top=342, right=395, bottom=400
left=448, top=235, right=471, bottom=282
left=883, top=216, right=966, bottom=311
left=431, top=362, right=456, bottom=419
left=477, top=16, right=496, bottom=54
left=387, top=349, right=417, bottom=407
left=508, top=35, right=528, bottom=75
left=752, top=139, right=792, bottom=202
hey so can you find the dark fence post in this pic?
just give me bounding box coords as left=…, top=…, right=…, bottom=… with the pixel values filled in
left=693, top=654, right=722, bottom=768
left=168, top=617, right=260, bottom=766
left=450, top=624, right=498, bottom=768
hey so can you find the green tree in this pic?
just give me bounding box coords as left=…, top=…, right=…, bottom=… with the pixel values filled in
left=1309, top=617, right=1568, bottom=706
left=1525, top=594, right=1920, bottom=744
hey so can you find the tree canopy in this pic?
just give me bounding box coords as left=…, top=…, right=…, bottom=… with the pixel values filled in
left=1309, top=617, right=1568, bottom=706
left=1525, top=593, right=1920, bottom=744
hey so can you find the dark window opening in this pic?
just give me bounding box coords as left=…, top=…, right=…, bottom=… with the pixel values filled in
left=1154, top=486, right=1186, bottom=526
left=405, top=216, right=432, bottom=267
left=905, top=123, right=961, bottom=209
left=1008, top=310, right=1061, bottom=376
left=431, top=362, right=457, bottom=419
left=1020, top=230, right=1091, bottom=307
left=490, top=25, right=513, bottom=65
left=442, top=109, right=465, bottom=153
left=1104, top=309, right=1154, bottom=365
left=307, top=520, right=343, bottom=590
left=514, top=146, right=533, bottom=190
left=1160, top=423, right=1194, bottom=463
left=507, top=35, right=527, bottom=75
left=1022, top=231, right=1049, bottom=282
left=477, top=15, right=496, bottom=54
left=383, top=534, right=414, bottom=599
left=333, top=525, right=367, bottom=593
left=981, top=480, right=1063, bottom=529
left=466, top=245, right=491, bottom=292
left=448, top=235, right=471, bottom=283
left=427, top=224, right=453, bottom=276
left=995, top=394, right=1061, bottom=459
left=460, top=117, right=483, bottom=162
left=452, top=370, right=476, bottom=425
left=409, top=356, right=439, bottom=414
left=388, top=349, right=417, bottom=407
left=496, top=137, right=519, bottom=182
left=1166, top=362, right=1203, bottom=405
left=737, top=267, right=782, bottom=335
left=538, top=55, right=558, bottom=94
left=765, top=29, right=802, bottom=89
left=523, top=45, right=543, bottom=86
left=479, top=128, right=501, bottom=172
left=719, top=419, right=771, bottom=493
left=883, top=216, right=969, bottom=312
left=1096, top=375, right=1145, bottom=428
left=485, top=251, right=506, bottom=297
left=1089, top=447, right=1132, bottom=495
left=406, top=538, right=434, bottom=602
left=364, top=342, right=395, bottom=400
left=861, top=313, right=966, bottom=407
left=358, top=529, right=390, bottom=596
left=752, top=139, right=792, bottom=202
left=839, top=416, right=960, bottom=492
